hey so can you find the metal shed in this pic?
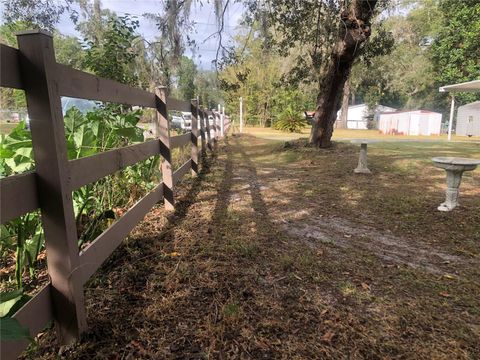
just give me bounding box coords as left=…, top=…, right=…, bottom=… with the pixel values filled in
left=439, top=79, right=480, bottom=140
left=456, top=101, right=480, bottom=136
left=336, top=104, right=397, bottom=129
left=378, top=110, right=442, bottom=136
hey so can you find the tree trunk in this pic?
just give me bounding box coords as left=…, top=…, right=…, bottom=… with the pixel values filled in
left=338, top=79, right=350, bottom=129
left=310, top=0, right=377, bottom=147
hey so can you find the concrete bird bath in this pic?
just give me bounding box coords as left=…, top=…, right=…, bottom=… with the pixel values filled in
left=351, top=140, right=377, bottom=174
left=432, top=157, right=480, bottom=211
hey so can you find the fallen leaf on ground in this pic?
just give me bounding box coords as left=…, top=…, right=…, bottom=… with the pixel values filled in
left=361, top=282, right=371, bottom=291
left=321, top=331, right=335, bottom=343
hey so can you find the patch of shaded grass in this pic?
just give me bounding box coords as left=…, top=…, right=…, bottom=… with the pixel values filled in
left=227, top=238, right=261, bottom=259
left=223, top=302, right=241, bottom=318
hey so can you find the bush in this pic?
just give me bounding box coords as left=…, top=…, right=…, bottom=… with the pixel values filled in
left=272, top=89, right=309, bottom=133
left=274, top=107, right=307, bottom=133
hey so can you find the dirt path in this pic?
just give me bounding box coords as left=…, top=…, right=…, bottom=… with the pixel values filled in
left=28, top=135, right=480, bottom=360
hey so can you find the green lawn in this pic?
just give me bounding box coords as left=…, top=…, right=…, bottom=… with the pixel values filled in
left=240, top=126, right=480, bottom=143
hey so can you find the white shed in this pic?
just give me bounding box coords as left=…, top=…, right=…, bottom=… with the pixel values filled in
left=337, top=104, right=396, bottom=129
left=456, top=101, right=480, bottom=136
left=378, top=110, right=442, bottom=136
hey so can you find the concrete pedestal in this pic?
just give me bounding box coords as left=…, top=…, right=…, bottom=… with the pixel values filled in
left=432, top=157, right=480, bottom=211
left=353, top=142, right=371, bottom=174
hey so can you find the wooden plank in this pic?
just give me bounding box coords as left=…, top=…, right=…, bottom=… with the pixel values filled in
left=1, top=284, right=53, bottom=360
left=78, top=183, right=163, bottom=285
left=55, top=63, right=156, bottom=108
left=166, top=96, right=191, bottom=112
left=68, top=139, right=160, bottom=190
left=197, top=100, right=206, bottom=153
left=0, top=172, right=39, bottom=223
left=173, top=159, right=191, bottom=185
left=190, top=99, right=198, bottom=175
left=203, top=108, right=213, bottom=150
left=170, top=133, right=191, bottom=149
left=212, top=111, right=217, bottom=142
left=17, top=30, right=87, bottom=343
left=156, top=87, right=174, bottom=210
left=215, top=112, right=220, bottom=140
left=0, top=44, right=23, bottom=89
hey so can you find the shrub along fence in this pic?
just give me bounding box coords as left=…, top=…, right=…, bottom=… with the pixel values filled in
left=0, top=30, right=231, bottom=359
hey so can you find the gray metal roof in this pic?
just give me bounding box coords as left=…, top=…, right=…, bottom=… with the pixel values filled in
left=439, top=79, right=480, bottom=93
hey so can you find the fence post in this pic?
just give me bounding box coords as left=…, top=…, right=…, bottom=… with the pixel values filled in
left=155, top=86, right=174, bottom=210
left=198, top=102, right=206, bottom=155
left=212, top=110, right=218, bottom=144
left=205, top=109, right=212, bottom=150
left=222, top=106, right=225, bottom=137
left=16, top=30, right=87, bottom=344
left=216, top=110, right=221, bottom=141
left=190, top=98, right=198, bottom=176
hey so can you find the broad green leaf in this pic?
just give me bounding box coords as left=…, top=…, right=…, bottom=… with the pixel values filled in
left=0, top=289, right=23, bottom=317
left=73, top=125, right=97, bottom=158
left=115, top=127, right=144, bottom=143
left=0, top=317, right=32, bottom=342
left=4, top=156, right=33, bottom=173
left=25, top=231, right=44, bottom=265
left=64, top=107, right=87, bottom=132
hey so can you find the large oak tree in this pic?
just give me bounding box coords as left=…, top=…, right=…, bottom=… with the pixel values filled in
left=256, top=0, right=381, bottom=147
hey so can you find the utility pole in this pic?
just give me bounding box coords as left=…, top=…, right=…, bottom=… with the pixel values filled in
left=240, top=97, right=243, bottom=133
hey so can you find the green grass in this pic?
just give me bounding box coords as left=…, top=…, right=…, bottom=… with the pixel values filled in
left=242, top=126, right=480, bottom=143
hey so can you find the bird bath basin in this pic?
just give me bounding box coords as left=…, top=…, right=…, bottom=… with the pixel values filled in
left=432, top=157, right=480, bottom=211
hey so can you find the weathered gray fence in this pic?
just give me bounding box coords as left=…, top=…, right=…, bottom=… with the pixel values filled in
left=0, top=30, right=231, bottom=359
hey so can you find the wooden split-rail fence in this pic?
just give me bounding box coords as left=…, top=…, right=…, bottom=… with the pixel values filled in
left=0, top=30, right=231, bottom=359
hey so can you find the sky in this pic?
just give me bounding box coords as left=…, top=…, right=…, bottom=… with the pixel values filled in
left=55, top=0, right=246, bottom=69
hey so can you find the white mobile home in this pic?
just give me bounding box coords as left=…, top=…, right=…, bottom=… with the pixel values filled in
left=337, top=104, right=396, bottom=129
left=378, top=110, right=442, bottom=136
left=456, top=101, right=480, bottom=137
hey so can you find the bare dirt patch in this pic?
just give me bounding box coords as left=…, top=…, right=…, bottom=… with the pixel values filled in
left=282, top=212, right=467, bottom=275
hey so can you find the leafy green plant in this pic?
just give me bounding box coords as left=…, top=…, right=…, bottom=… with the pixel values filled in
left=274, top=106, right=307, bottom=133
left=0, top=106, right=155, bottom=290
left=0, top=317, right=32, bottom=341
left=272, top=89, right=308, bottom=133
left=83, top=15, right=140, bottom=86
left=0, top=121, right=34, bottom=175
left=0, top=289, right=33, bottom=342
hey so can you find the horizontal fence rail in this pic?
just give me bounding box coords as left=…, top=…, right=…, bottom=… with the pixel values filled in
left=56, top=64, right=157, bottom=108
left=0, top=172, right=39, bottom=223
left=0, top=31, right=232, bottom=360
left=166, top=97, right=191, bottom=112
left=173, top=159, right=192, bottom=185
left=68, top=139, right=160, bottom=190
left=0, top=284, right=53, bottom=359
left=78, top=183, right=164, bottom=285
left=0, top=44, right=23, bottom=89
left=170, top=133, right=192, bottom=149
